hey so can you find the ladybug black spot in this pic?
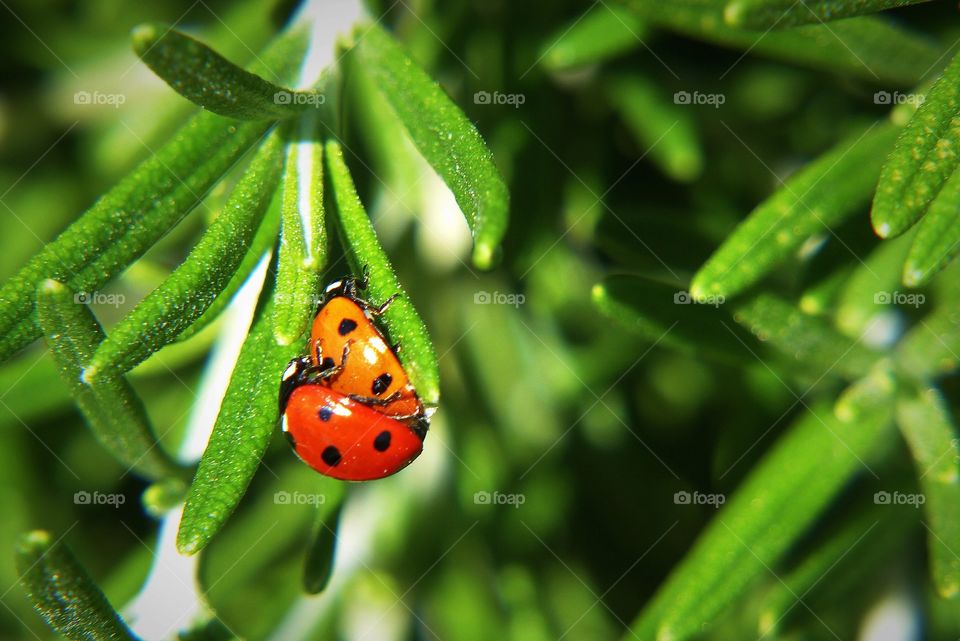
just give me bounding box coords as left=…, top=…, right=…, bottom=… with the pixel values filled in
left=321, top=446, right=342, bottom=466
left=372, top=373, right=392, bottom=396
left=320, top=356, right=336, bottom=371
left=318, top=406, right=334, bottom=422
left=338, top=318, right=358, bottom=336
left=373, top=430, right=392, bottom=452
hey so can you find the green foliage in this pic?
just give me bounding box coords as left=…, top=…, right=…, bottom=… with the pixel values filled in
left=540, top=4, right=648, bottom=71
left=16, top=531, right=139, bottom=641
left=351, top=23, right=509, bottom=269
left=724, top=0, right=931, bottom=29
left=37, top=280, right=179, bottom=480
left=872, top=50, right=960, bottom=239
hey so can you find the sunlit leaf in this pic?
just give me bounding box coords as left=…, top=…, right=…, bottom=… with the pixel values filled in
left=896, top=385, right=960, bottom=598
left=133, top=23, right=321, bottom=120
left=352, top=23, right=509, bottom=269
left=16, top=530, right=140, bottom=641
left=86, top=131, right=285, bottom=379
left=902, top=167, right=960, bottom=286
left=325, top=140, right=440, bottom=406
left=36, top=280, right=179, bottom=480
left=724, top=0, right=932, bottom=29
left=872, top=50, right=960, bottom=238
left=691, top=122, right=899, bottom=300
left=540, top=4, right=647, bottom=71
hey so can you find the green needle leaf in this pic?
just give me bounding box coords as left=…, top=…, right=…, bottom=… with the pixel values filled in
left=16, top=530, right=141, bottom=641
left=732, top=293, right=879, bottom=379
left=902, top=168, right=960, bottom=286
left=86, top=131, right=285, bottom=379
left=303, top=491, right=345, bottom=594
left=896, top=301, right=960, bottom=379
left=896, top=385, right=960, bottom=598
left=605, top=74, right=704, bottom=182
left=691, top=122, right=899, bottom=300
left=835, top=232, right=914, bottom=337
left=618, top=0, right=939, bottom=85
left=540, top=4, right=648, bottom=71
left=274, top=116, right=327, bottom=346
left=0, top=27, right=310, bottom=363
left=326, top=141, right=440, bottom=405
left=724, top=0, right=932, bottom=29
left=133, top=23, right=322, bottom=120
left=36, top=280, right=179, bottom=480
left=177, top=296, right=300, bottom=555
left=176, top=190, right=282, bottom=343
left=873, top=51, right=960, bottom=239
left=352, top=23, right=509, bottom=269
left=625, top=390, right=893, bottom=641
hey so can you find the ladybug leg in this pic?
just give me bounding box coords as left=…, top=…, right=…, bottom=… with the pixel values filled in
left=371, top=293, right=399, bottom=316
left=314, top=342, right=351, bottom=381
left=346, top=389, right=403, bottom=406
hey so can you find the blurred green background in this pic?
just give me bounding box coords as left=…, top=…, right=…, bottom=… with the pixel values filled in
left=2, top=0, right=960, bottom=640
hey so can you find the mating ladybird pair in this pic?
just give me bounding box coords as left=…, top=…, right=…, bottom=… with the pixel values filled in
left=279, top=275, right=430, bottom=481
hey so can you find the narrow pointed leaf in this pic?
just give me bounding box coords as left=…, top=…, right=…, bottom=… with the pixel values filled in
left=274, top=116, right=327, bottom=346
left=304, top=492, right=345, bottom=594
left=733, top=293, right=879, bottom=379
left=176, top=192, right=282, bottom=343
left=591, top=275, right=753, bottom=364
left=724, top=0, right=932, bottom=29
left=133, top=23, right=321, bottom=120
left=352, top=23, right=509, bottom=269
left=625, top=388, right=893, bottom=641
left=605, top=74, right=703, bottom=182
left=896, top=385, right=960, bottom=598
left=902, top=167, right=960, bottom=286
left=617, top=0, right=938, bottom=85
left=36, top=280, right=179, bottom=480
left=177, top=297, right=300, bottom=555
left=873, top=51, right=960, bottom=238
left=691, top=122, right=899, bottom=299
left=896, top=304, right=960, bottom=378
left=86, top=132, right=285, bottom=379
left=325, top=140, right=440, bottom=405
left=0, top=28, right=309, bottom=363
left=16, top=530, right=140, bottom=641
left=835, top=232, right=913, bottom=337
left=540, top=4, right=647, bottom=71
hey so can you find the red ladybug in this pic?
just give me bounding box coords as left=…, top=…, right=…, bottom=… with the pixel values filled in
left=280, top=365, right=425, bottom=481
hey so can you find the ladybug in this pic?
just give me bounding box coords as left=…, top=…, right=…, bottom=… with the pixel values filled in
left=280, top=359, right=426, bottom=481
left=306, top=275, right=426, bottom=427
